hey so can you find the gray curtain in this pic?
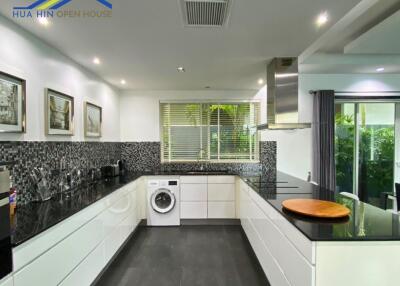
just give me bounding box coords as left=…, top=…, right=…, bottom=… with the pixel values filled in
left=312, top=90, right=336, bottom=191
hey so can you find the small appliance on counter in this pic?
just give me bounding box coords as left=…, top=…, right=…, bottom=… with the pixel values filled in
left=101, top=164, right=120, bottom=178
left=0, top=166, right=13, bottom=280
left=117, top=160, right=127, bottom=175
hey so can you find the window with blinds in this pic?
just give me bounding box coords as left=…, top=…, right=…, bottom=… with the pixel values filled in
left=160, top=102, right=259, bottom=162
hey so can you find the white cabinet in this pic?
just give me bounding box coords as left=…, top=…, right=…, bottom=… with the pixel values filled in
left=13, top=179, right=141, bottom=286
left=239, top=179, right=315, bottom=286
left=180, top=176, right=236, bottom=219
left=135, top=177, right=146, bottom=222
left=208, top=184, right=235, bottom=201
left=0, top=276, right=13, bottom=286
left=14, top=215, right=103, bottom=286
left=239, top=186, right=290, bottom=286
left=249, top=188, right=315, bottom=264
left=13, top=200, right=106, bottom=271
left=59, top=242, right=105, bottom=286
left=207, top=176, right=235, bottom=184
left=104, top=225, right=123, bottom=263
left=181, top=184, right=207, bottom=201
left=181, top=202, right=207, bottom=218
left=180, top=176, right=208, bottom=219
left=207, top=176, right=235, bottom=219
left=250, top=201, right=314, bottom=286
left=180, top=176, right=207, bottom=184
left=208, top=202, right=235, bottom=218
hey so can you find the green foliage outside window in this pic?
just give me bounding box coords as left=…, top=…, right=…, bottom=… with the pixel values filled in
left=161, top=102, right=259, bottom=162
left=335, top=113, right=394, bottom=206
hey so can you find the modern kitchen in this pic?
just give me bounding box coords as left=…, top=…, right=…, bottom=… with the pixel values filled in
left=1, top=1, right=400, bottom=286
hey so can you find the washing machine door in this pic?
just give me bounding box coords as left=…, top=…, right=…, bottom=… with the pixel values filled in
left=151, top=188, right=176, bottom=214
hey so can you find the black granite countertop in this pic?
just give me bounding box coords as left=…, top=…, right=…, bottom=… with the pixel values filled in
left=11, top=170, right=400, bottom=247
left=11, top=173, right=144, bottom=246
left=10, top=170, right=239, bottom=246
left=241, top=172, right=400, bottom=241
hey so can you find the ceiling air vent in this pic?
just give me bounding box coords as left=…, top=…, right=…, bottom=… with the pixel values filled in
left=180, top=0, right=231, bottom=27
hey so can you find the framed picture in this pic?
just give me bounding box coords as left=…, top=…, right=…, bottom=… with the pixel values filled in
left=0, top=71, right=26, bottom=133
left=84, top=101, right=102, bottom=138
left=45, top=89, right=74, bottom=136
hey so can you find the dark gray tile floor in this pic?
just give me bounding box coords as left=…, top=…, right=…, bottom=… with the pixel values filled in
left=95, top=225, right=270, bottom=286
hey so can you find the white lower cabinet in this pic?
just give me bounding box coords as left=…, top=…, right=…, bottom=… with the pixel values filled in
left=0, top=276, right=13, bottom=286
left=59, top=241, right=106, bottom=286
left=13, top=179, right=143, bottom=286
left=207, top=183, right=236, bottom=219
left=104, top=223, right=124, bottom=263
left=251, top=202, right=313, bottom=286
left=240, top=185, right=290, bottom=286
left=208, top=183, right=235, bottom=201
left=239, top=179, right=315, bottom=286
left=242, top=218, right=291, bottom=286
left=207, top=176, right=235, bottom=219
left=180, top=176, right=208, bottom=219
left=180, top=176, right=236, bottom=219
left=181, top=202, right=207, bottom=218
left=208, top=201, right=235, bottom=218
left=14, top=215, right=103, bottom=286
left=181, top=184, right=207, bottom=201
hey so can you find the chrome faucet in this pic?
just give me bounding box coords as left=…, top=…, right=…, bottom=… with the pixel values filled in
left=197, top=149, right=205, bottom=171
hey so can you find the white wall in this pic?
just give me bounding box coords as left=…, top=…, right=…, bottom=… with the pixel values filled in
left=119, top=69, right=400, bottom=179
left=262, top=73, right=400, bottom=180
left=120, top=89, right=266, bottom=142
left=0, top=15, right=121, bottom=142
left=119, top=87, right=310, bottom=179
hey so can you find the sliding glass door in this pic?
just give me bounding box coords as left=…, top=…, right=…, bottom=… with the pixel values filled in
left=335, top=101, right=397, bottom=208
left=335, top=103, right=356, bottom=195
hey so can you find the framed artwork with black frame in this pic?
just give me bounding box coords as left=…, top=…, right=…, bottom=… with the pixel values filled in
left=84, top=101, right=102, bottom=138
left=45, top=88, right=74, bottom=136
left=0, top=71, right=26, bottom=133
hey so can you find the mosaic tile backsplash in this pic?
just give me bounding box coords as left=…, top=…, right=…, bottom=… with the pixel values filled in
left=1, top=141, right=276, bottom=205
left=121, top=141, right=276, bottom=174
left=121, top=142, right=161, bottom=172
left=0, top=141, right=121, bottom=204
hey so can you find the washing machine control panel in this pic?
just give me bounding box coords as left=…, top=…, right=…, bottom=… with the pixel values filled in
left=157, top=180, right=178, bottom=187
left=168, top=181, right=178, bottom=186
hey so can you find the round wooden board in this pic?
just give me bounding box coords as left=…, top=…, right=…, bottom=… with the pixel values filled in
left=282, top=199, right=350, bottom=218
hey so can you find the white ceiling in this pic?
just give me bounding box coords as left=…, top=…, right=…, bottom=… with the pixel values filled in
left=300, top=53, right=400, bottom=74
left=301, top=4, right=400, bottom=74
left=345, top=9, right=400, bottom=54
left=0, top=0, right=362, bottom=90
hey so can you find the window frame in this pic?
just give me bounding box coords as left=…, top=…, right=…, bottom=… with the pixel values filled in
left=159, top=100, right=260, bottom=163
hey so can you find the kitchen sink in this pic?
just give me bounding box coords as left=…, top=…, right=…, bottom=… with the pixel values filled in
left=185, top=171, right=230, bottom=175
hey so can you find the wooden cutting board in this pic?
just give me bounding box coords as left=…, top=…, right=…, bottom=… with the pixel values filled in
left=282, top=199, right=350, bottom=218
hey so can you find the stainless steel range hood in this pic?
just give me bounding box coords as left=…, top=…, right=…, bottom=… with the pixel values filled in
left=257, top=58, right=311, bottom=130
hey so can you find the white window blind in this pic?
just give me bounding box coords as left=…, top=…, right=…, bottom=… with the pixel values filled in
left=160, top=102, right=259, bottom=162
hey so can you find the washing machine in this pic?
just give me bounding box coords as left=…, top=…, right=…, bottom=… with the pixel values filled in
left=147, top=177, right=180, bottom=226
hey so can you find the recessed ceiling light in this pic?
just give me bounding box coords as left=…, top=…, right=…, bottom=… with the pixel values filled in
left=258, top=78, right=264, bottom=85
left=38, top=17, right=50, bottom=26
left=177, top=67, right=185, bottom=72
left=376, top=67, right=385, bottom=72
left=93, top=57, right=101, bottom=65
left=316, top=12, right=329, bottom=27
left=120, top=79, right=126, bottom=85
